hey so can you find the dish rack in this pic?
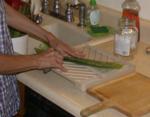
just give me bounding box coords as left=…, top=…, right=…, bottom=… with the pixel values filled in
left=54, top=45, right=135, bottom=91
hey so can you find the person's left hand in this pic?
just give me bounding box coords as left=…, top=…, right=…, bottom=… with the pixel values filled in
left=47, top=32, right=84, bottom=58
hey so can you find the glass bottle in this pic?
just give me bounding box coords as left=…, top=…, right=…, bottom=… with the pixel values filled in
left=122, top=0, right=140, bottom=42
left=86, top=0, right=100, bottom=26
left=114, top=18, right=138, bottom=59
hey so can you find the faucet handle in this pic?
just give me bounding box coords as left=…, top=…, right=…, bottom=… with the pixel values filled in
left=53, top=0, right=61, bottom=16
left=42, top=0, right=50, bottom=14
left=78, top=3, right=87, bottom=27
left=65, top=3, right=74, bottom=22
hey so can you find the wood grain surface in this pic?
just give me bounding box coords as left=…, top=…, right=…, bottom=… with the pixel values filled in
left=81, top=73, right=150, bottom=117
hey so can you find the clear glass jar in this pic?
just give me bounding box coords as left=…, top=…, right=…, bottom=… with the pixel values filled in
left=114, top=18, right=138, bottom=59
left=122, top=0, right=140, bottom=41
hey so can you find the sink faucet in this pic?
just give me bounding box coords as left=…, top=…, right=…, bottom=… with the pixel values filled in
left=41, top=0, right=86, bottom=26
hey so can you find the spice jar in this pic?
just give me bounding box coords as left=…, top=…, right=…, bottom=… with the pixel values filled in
left=114, top=18, right=138, bottom=58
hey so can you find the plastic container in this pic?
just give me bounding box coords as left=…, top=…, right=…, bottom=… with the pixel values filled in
left=12, top=35, right=28, bottom=55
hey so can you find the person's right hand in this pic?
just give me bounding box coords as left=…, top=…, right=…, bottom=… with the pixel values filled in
left=36, top=48, right=66, bottom=71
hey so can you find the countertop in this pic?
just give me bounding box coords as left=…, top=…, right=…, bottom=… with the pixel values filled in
left=17, top=41, right=150, bottom=117
left=17, top=14, right=150, bottom=117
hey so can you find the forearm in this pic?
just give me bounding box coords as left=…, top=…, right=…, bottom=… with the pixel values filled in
left=5, top=3, right=49, bottom=43
left=0, top=54, right=38, bottom=74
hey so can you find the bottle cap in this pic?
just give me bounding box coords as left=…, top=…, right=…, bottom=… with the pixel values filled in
left=90, top=0, right=96, bottom=7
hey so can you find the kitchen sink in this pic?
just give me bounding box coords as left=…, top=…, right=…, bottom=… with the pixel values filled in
left=43, top=23, right=91, bottom=46
left=27, top=22, right=91, bottom=54
left=27, top=23, right=114, bottom=55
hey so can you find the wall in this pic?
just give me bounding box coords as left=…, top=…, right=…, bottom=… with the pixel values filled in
left=97, top=0, right=150, bottom=20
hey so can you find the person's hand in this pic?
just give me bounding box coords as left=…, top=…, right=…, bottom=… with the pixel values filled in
left=36, top=48, right=66, bottom=71
left=47, top=33, right=84, bottom=58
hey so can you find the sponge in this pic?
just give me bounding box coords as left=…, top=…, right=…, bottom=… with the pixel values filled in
left=87, top=25, right=115, bottom=38
left=90, top=26, right=109, bottom=33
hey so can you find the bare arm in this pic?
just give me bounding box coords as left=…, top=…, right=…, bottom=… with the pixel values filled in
left=0, top=54, right=37, bottom=74
left=0, top=49, right=64, bottom=75
left=5, top=2, right=50, bottom=43
left=4, top=2, right=84, bottom=57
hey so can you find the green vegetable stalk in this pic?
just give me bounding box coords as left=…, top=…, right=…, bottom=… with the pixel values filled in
left=64, top=57, right=123, bottom=69
left=34, top=43, right=123, bottom=69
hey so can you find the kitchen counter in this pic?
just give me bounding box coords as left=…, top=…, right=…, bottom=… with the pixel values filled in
left=93, top=41, right=150, bottom=78
left=17, top=10, right=150, bottom=117
left=17, top=40, right=150, bottom=117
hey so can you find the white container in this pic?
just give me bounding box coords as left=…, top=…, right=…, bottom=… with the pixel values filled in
left=114, top=18, right=138, bottom=58
left=12, top=35, right=28, bottom=55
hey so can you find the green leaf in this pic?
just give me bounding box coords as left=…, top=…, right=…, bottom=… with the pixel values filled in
left=34, top=44, right=123, bottom=69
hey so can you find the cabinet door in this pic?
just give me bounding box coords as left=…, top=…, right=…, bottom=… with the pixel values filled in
left=15, top=81, right=26, bottom=117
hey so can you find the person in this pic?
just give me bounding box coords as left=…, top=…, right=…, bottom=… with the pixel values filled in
left=0, top=0, right=83, bottom=117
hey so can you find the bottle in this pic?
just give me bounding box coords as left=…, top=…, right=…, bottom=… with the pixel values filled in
left=122, top=0, right=140, bottom=42
left=86, top=0, right=100, bottom=26
left=114, top=18, right=138, bottom=59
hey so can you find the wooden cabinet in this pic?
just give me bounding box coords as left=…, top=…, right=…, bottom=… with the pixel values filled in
left=14, top=82, right=74, bottom=117
left=25, top=87, right=74, bottom=117
left=15, top=81, right=26, bottom=117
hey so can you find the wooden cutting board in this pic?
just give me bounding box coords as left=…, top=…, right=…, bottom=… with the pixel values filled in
left=80, top=73, right=150, bottom=117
